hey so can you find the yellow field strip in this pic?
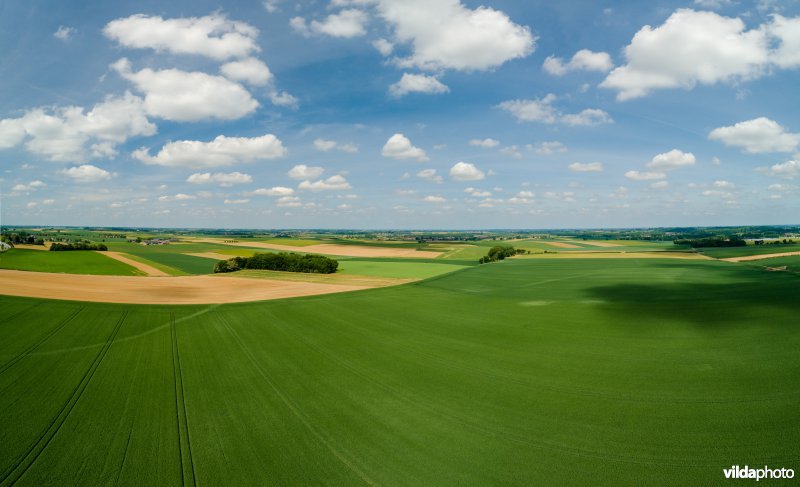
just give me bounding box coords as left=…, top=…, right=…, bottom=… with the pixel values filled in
left=720, top=251, right=800, bottom=262
left=99, top=251, right=170, bottom=276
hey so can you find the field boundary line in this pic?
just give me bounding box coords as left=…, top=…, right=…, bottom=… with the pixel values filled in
left=0, top=306, right=84, bottom=375
left=219, top=314, right=376, bottom=486
left=0, top=311, right=127, bottom=486
left=171, top=313, right=197, bottom=487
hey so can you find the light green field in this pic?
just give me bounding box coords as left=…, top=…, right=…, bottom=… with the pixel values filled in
left=742, top=255, right=800, bottom=273
left=0, top=249, right=142, bottom=276
left=258, top=238, right=323, bottom=247
left=1, top=258, right=798, bottom=484
left=337, top=260, right=467, bottom=279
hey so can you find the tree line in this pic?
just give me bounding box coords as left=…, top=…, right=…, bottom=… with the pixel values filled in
left=50, top=242, right=108, bottom=251
left=478, top=245, right=526, bottom=264
left=673, top=236, right=746, bottom=248
left=214, top=252, right=339, bottom=274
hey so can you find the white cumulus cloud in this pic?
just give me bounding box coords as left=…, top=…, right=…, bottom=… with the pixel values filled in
left=374, top=0, right=535, bottom=71
left=709, top=117, right=800, bottom=153
left=61, top=164, right=112, bottom=183
left=292, top=9, right=369, bottom=38
left=220, top=58, right=273, bottom=86
left=104, top=13, right=259, bottom=60
left=381, top=133, right=428, bottom=161
left=298, top=175, right=351, bottom=191
left=252, top=186, right=295, bottom=196
left=112, top=58, right=258, bottom=122
left=646, top=149, right=696, bottom=170
left=389, top=73, right=449, bottom=97
left=449, top=161, right=485, bottom=181
left=186, top=172, right=252, bottom=186
left=543, top=49, right=613, bottom=76
left=133, top=134, right=286, bottom=168
left=288, top=164, right=325, bottom=180
left=600, top=9, right=770, bottom=100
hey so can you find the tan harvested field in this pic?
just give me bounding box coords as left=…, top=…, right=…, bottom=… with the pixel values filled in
left=539, top=241, right=582, bottom=249
left=0, top=269, right=373, bottom=304
left=721, top=251, right=800, bottom=262
left=519, top=251, right=711, bottom=260
left=574, top=241, right=620, bottom=247
left=100, top=251, right=170, bottom=276
left=12, top=243, right=51, bottom=250
left=186, top=238, right=443, bottom=258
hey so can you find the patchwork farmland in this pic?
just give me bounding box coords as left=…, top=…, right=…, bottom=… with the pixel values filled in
left=1, top=255, right=798, bottom=484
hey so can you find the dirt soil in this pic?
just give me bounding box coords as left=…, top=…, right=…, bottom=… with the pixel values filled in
left=0, top=269, right=373, bottom=304
left=100, top=251, right=170, bottom=276
left=186, top=238, right=443, bottom=258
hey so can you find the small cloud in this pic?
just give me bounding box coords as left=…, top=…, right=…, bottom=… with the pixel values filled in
left=568, top=162, right=603, bottom=172
left=646, top=149, right=696, bottom=170
left=624, top=170, right=666, bottom=181
left=469, top=138, right=500, bottom=148
left=381, top=133, right=428, bottom=162
left=288, top=164, right=324, bottom=180
left=298, top=175, right=351, bottom=191
left=417, top=168, right=443, bottom=183
left=423, top=195, right=446, bottom=203
left=252, top=186, right=294, bottom=196
left=186, top=171, right=252, bottom=186
left=389, top=73, right=449, bottom=97
left=224, top=198, right=250, bottom=204
left=314, top=138, right=337, bottom=151
left=373, top=38, right=394, bottom=56
left=61, top=164, right=112, bottom=183
left=54, top=26, right=76, bottom=41
left=543, top=49, right=613, bottom=76
left=450, top=162, right=485, bottom=181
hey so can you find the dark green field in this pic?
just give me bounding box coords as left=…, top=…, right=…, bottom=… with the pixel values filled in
left=1, top=259, right=798, bottom=484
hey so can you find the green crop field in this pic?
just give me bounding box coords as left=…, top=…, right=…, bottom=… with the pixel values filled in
left=743, top=255, right=800, bottom=273
left=337, top=260, right=468, bottom=279
left=106, top=243, right=219, bottom=275
left=0, top=249, right=142, bottom=276
left=1, top=258, right=798, bottom=484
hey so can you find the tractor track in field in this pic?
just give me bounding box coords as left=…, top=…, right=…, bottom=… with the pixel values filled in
left=171, top=313, right=197, bottom=487
left=218, top=314, right=376, bottom=486
left=0, top=307, right=84, bottom=376
left=0, top=311, right=127, bottom=486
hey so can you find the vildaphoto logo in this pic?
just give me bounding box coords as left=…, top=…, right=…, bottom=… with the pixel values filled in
left=723, top=465, right=794, bottom=481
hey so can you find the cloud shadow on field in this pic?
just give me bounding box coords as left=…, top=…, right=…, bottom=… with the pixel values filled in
left=583, top=268, right=800, bottom=328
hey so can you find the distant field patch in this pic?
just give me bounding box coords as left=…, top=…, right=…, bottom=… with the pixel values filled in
left=258, top=238, right=322, bottom=247
left=698, top=243, right=800, bottom=259
left=186, top=238, right=443, bottom=258
left=0, top=249, right=142, bottom=275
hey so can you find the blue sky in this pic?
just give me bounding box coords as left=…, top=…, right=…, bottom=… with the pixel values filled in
left=1, top=0, right=799, bottom=229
